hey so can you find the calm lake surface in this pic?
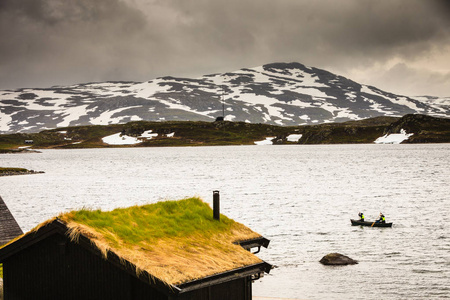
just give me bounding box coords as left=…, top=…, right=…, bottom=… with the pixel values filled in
left=1, top=144, right=449, bottom=299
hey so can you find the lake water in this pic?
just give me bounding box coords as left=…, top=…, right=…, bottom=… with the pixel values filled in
left=1, top=144, right=449, bottom=299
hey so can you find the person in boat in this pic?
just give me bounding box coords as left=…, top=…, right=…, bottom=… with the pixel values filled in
left=358, top=212, right=365, bottom=221
left=376, top=213, right=386, bottom=223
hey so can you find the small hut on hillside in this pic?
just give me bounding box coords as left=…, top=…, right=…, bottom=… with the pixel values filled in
left=0, top=198, right=271, bottom=300
left=0, top=196, right=23, bottom=246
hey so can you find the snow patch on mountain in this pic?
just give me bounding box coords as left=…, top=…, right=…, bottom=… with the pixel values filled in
left=287, top=134, right=302, bottom=142
left=0, top=111, right=12, bottom=132
left=374, top=129, right=413, bottom=144
left=102, top=133, right=142, bottom=145
left=102, top=130, right=159, bottom=145
left=89, top=106, right=144, bottom=125
left=139, top=130, right=158, bottom=139
left=254, top=137, right=275, bottom=145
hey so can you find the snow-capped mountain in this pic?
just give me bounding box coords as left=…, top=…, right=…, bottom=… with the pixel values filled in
left=1, top=62, right=449, bottom=134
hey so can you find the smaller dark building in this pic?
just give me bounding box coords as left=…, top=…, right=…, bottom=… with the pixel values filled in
left=0, top=196, right=23, bottom=246
left=0, top=198, right=271, bottom=300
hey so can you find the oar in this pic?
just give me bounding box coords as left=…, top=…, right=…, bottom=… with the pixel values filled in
left=371, top=221, right=375, bottom=227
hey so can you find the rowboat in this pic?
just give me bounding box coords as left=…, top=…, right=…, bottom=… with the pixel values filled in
left=350, top=219, right=393, bottom=227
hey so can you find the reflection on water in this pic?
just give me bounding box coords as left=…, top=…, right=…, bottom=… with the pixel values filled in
left=1, top=144, right=449, bottom=299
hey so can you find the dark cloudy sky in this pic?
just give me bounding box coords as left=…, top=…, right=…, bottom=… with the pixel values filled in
left=1, top=0, right=450, bottom=97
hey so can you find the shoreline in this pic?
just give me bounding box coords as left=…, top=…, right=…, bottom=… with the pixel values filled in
left=0, top=149, right=41, bottom=154
left=0, top=170, right=44, bottom=177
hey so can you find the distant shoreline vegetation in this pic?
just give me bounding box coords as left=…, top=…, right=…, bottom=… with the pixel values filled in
left=0, top=114, right=449, bottom=151
left=0, top=167, right=44, bottom=177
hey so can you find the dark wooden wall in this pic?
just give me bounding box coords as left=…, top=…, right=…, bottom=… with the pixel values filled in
left=3, top=233, right=166, bottom=300
left=0, top=196, right=23, bottom=245
left=3, top=232, right=253, bottom=300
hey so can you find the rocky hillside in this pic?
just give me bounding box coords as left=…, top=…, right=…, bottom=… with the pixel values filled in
left=1, top=115, right=448, bottom=150
left=1, top=62, right=449, bottom=134
left=383, top=114, right=450, bottom=143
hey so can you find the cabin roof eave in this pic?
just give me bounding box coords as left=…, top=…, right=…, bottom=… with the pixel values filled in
left=176, top=261, right=272, bottom=293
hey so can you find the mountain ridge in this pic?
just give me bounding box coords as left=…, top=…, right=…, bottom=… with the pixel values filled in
left=1, top=62, right=449, bottom=134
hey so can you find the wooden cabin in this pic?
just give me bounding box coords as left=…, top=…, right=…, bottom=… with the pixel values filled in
left=0, top=196, right=23, bottom=246
left=0, top=198, right=271, bottom=300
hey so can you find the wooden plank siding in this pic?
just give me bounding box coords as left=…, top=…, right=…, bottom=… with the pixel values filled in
left=3, top=233, right=165, bottom=300
left=2, top=231, right=253, bottom=300
left=0, top=196, right=23, bottom=246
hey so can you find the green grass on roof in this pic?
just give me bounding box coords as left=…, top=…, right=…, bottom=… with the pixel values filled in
left=65, top=198, right=237, bottom=246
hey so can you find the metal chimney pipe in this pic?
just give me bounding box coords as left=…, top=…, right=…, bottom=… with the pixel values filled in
left=213, top=190, right=220, bottom=221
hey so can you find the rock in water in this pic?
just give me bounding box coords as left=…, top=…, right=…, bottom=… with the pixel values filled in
left=319, top=253, right=358, bottom=265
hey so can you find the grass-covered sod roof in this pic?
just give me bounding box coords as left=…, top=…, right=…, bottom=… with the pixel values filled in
left=48, top=198, right=262, bottom=285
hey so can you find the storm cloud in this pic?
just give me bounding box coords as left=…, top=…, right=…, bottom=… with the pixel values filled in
left=1, top=0, right=449, bottom=96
